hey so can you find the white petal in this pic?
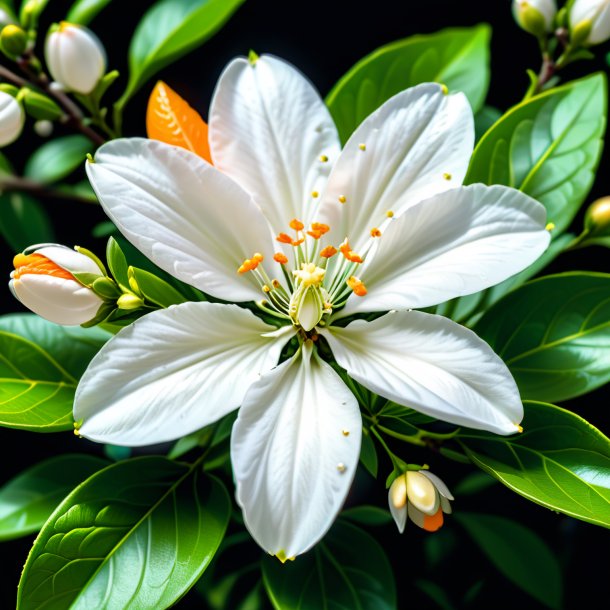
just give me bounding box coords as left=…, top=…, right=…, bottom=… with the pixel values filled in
left=231, top=341, right=361, bottom=558
left=322, top=310, right=523, bottom=435
left=75, top=302, right=291, bottom=446
left=340, top=184, right=550, bottom=316
left=87, top=138, right=276, bottom=303
left=319, top=84, right=474, bottom=251
left=388, top=475, right=408, bottom=534
left=35, top=245, right=102, bottom=275
left=209, top=55, right=340, bottom=231
left=407, top=503, right=426, bottom=529
left=420, top=470, right=455, bottom=501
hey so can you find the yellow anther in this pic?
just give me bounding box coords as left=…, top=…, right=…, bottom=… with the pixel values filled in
left=273, top=252, right=289, bottom=264
left=545, top=222, right=555, bottom=231
left=252, top=253, right=264, bottom=263
left=320, top=246, right=338, bottom=258
left=443, top=173, right=452, bottom=181
left=337, top=463, right=347, bottom=473
left=359, top=143, right=366, bottom=151
left=272, top=279, right=281, bottom=288
left=311, top=190, right=319, bottom=198
left=237, top=253, right=262, bottom=274
left=370, top=227, right=382, bottom=238
left=290, top=218, right=305, bottom=231
left=262, top=285, right=271, bottom=293
left=342, top=429, right=350, bottom=436
left=323, top=301, right=333, bottom=309
left=338, top=195, right=347, bottom=204
left=319, top=155, right=328, bottom=162
left=386, top=210, right=394, bottom=218
left=440, top=83, right=448, bottom=95
left=293, top=262, right=326, bottom=287
left=347, top=276, right=367, bottom=296
left=516, top=424, right=524, bottom=433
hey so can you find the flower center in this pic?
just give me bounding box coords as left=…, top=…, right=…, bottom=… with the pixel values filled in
left=237, top=218, right=369, bottom=330
left=12, top=253, right=73, bottom=280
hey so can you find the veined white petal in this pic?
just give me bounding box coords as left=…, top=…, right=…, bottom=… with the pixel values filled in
left=75, top=303, right=292, bottom=446
left=420, top=470, right=455, bottom=501
left=231, top=341, right=361, bottom=558
left=319, top=84, right=474, bottom=251
left=340, top=184, right=550, bottom=316
left=322, top=310, right=523, bottom=435
left=209, top=54, right=340, bottom=231
left=86, top=138, right=275, bottom=303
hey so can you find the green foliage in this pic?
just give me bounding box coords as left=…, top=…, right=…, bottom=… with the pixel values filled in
left=0, top=314, right=109, bottom=431
left=473, top=104, right=501, bottom=141
left=0, top=191, right=55, bottom=252
left=116, top=0, right=245, bottom=110
left=455, top=513, right=562, bottom=609
left=18, top=456, right=231, bottom=610
left=0, top=454, right=108, bottom=540
left=341, top=505, right=392, bottom=527
left=466, top=73, right=607, bottom=234
left=474, top=272, right=610, bottom=402
left=359, top=429, right=378, bottom=477
left=262, top=520, right=396, bottom=610
left=105, top=236, right=129, bottom=290
left=326, top=25, right=490, bottom=143
left=66, top=0, right=112, bottom=24
left=458, top=401, right=610, bottom=528
left=24, top=135, right=92, bottom=184
left=130, top=266, right=188, bottom=308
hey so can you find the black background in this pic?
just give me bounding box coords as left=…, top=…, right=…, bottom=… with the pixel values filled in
left=1, top=0, right=610, bottom=608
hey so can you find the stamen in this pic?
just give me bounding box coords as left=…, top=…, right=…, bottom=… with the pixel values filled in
left=289, top=219, right=304, bottom=231
left=347, top=276, right=367, bottom=296
left=272, top=279, right=281, bottom=289
left=370, top=228, right=382, bottom=237
left=273, top=252, right=288, bottom=264
left=443, top=173, right=452, bottom=181
left=340, top=239, right=363, bottom=263
left=359, top=143, right=366, bottom=151
left=237, top=253, right=264, bottom=274
left=262, top=285, right=271, bottom=293
left=386, top=210, right=394, bottom=218
left=311, top=191, right=319, bottom=198
left=307, top=222, right=330, bottom=240
left=276, top=233, right=293, bottom=244
left=338, top=195, right=347, bottom=204
left=319, top=155, right=328, bottom=162
left=320, top=246, right=337, bottom=258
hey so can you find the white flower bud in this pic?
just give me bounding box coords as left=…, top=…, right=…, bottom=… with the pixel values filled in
left=570, top=0, right=610, bottom=45
left=44, top=22, right=106, bottom=94
left=9, top=244, right=105, bottom=326
left=513, top=0, right=558, bottom=36
left=0, top=89, right=24, bottom=146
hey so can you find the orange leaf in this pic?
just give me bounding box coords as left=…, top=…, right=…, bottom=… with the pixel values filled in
left=146, top=81, right=212, bottom=163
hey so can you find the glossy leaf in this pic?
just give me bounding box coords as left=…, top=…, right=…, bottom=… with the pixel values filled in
left=106, top=236, right=129, bottom=290
left=66, top=0, right=112, bottom=24
left=263, top=520, right=396, bottom=610
left=146, top=80, right=211, bottom=161
left=0, top=314, right=109, bottom=431
left=18, top=456, right=231, bottom=610
left=0, top=192, right=55, bottom=252
left=474, top=272, right=610, bottom=402
left=119, top=0, right=245, bottom=106
left=474, top=104, right=501, bottom=141
left=458, top=401, right=610, bottom=528
left=341, top=505, right=392, bottom=527
left=326, top=25, right=490, bottom=143
left=0, top=454, right=108, bottom=540
left=360, top=429, right=378, bottom=477
left=24, top=135, right=92, bottom=184
left=455, top=512, right=562, bottom=609
left=130, top=266, right=189, bottom=308
left=466, top=73, right=607, bottom=234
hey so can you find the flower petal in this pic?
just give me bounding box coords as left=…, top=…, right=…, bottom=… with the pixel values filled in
left=75, top=302, right=292, bottom=446
left=322, top=310, right=523, bottom=435
left=87, top=138, right=275, bottom=303
left=339, top=184, right=550, bottom=316
left=231, top=341, right=361, bottom=558
left=319, top=84, right=474, bottom=251
left=209, top=55, right=340, bottom=231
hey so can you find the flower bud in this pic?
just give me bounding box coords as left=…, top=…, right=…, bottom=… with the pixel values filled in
left=0, top=24, right=27, bottom=56
left=585, top=196, right=610, bottom=235
left=0, top=89, right=24, bottom=146
left=9, top=244, right=105, bottom=325
left=44, top=22, right=106, bottom=95
left=570, top=0, right=610, bottom=45
left=513, top=0, right=557, bottom=37
left=22, top=88, right=62, bottom=120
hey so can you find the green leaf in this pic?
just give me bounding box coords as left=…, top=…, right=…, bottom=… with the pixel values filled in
left=18, top=456, right=231, bottom=610
left=0, top=314, right=109, bottom=431
left=24, top=135, right=92, bottom=184
left=453, top=471, right=497, bottom=495
left=66, top=0, right=112, bottom=24
left=474, top=272, right=610, bottom=402
left=415, top=579, right=456, bottom=610
left=0, top=454, right=108, bottom=540
left=326, top=25, right=490, bottom=143
left=474, top=104, right=502, bottom=142
left=341, top=505, right=392, bottom=527
left=262, top=520, right=396, bottom=610
left=119, top=0, right=245, bottom=107
left=106, top=236, right=129, bottom=290
left=466, top=73, right=607, bottom=234
left=458, top=401, right=610, bottom=528
left=377, top=401, right=438, bottom=439
left=455, top=513, right=562, bottom=609
left=130, top=266, right=188, bottom=308
left=0, top=192, right=55, bottom=251
left=359, top=429, right=378, bottom=477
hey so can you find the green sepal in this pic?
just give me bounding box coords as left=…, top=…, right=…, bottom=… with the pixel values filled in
left=91, top=276, right=120, bottom=299
left=106, top=236, right=130, bottom=290
left=72, top=271, right=104, bottom=287
left=129, top=266, right=188, bottom=308
left=0, top=83, right=18, bottom=96
left=117, top=293, right=144, bottom=310
left=19, top=0, right=49, bottom=30
left=80, top=300, right=116, bottom=328
left=570, top=19, right=592, bottom=46
left=21, top=88, right=62, bottom=120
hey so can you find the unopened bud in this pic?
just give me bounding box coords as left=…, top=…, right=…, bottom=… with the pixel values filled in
left=9, top=244, right=105, bottom=325
left=22, top=88, right=62, bottom=120
left=570, top=0, right=610, bottom=45
left=117, top=293, right=144, bottom=310
left=585, top=196, right=610, bottom=235
left=513, top=0, right=557, bottom=36
left=0, top=89, right=24, bottom=146
left=0, top=24, right=26, bottom=56
left=45, top=22, right=106, bottom=94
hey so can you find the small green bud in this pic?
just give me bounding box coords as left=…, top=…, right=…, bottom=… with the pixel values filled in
left=21, top=88, right=63, bottom=120
left=585, top=196, right=610, bottom=236
left=0, top=24, right=26, bottom=56
left=92, top=276, right=121, bottom=299
left=117, top=293, right=144, bottom=310
left=0, top=83, right=19, bottom=97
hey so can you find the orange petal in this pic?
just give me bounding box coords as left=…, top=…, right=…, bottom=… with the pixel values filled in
left=423, top=507, right=444, bottom=532
left=13, top=253, right=73, bottom=280
left=146, top=81, right=212, bottom=163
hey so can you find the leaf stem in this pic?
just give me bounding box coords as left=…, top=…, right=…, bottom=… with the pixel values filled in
left=0, top=175, right=99, bottom=204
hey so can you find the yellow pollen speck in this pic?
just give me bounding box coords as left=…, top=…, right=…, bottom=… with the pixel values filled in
left=516, top=424, right=524, bottom=433
left=311, top=190, right=319, bottom=198
left=440, top=83, right=448, bottom=95
left=443, top=173, right=452, bottom=180
left=337, top=463, right=347, bottom=473
left=342, top=430, right=350, bottom=436
left=338, top=195, right=347, bottom=204
left=319, top=155, right=328, bottom=162
left=386, top=210, right=394, bottom=218
left=359, top=143, right=366, bottom=151
left=546, top=222, right=555, bottom=231
left=73, top=429, right=82, bottom=437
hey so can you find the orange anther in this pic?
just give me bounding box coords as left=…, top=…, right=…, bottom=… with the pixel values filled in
left=276, top=233, right=293, bottom=244
left=237, top=255, right=261, bottom=274
left=12, top=253, right=74, bottom=280
left=289, top=218, right=305, bottom=231
left=340, top=240, right=363, bottom=264
left=292, top=238, right=305, bottom=247
left=320, top=246, right=337, bottom=258
left=347, top=276, right=367, bottom=297
left=370, top=228, right=382, bottom=238
left=307, top=229, right=324, bottom=240
left=252, top=253, right=264, bottom=263
left=273, top=252, right=288, bottom=264
left=311, top=223, right=330, bottom=234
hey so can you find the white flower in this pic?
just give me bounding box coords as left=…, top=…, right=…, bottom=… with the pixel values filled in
left=389, top=470, right=453, bottom=533
left=9, top=244, right=105, bottom=325
left=570, top=0, right=610, bottom=44
left=77, top=55, right=550, bottom=560
left=513, top=0, right=557, bottom=35
left=45, top=22, right=106, bottom=94
left=0, top=90, right=24, bottom=146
